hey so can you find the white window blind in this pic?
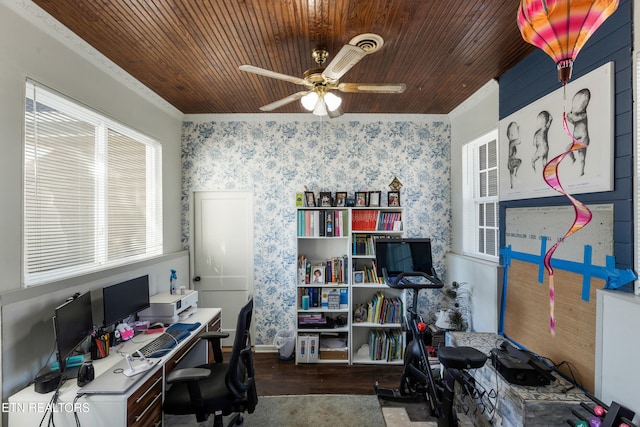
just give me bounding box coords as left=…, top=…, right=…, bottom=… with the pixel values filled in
left=24, top=80, right=162, bottom=286
left=462, top=130, right=499, bottom=259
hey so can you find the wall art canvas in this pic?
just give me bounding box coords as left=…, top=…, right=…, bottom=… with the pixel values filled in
left=499, top=62, right=614, bottom=201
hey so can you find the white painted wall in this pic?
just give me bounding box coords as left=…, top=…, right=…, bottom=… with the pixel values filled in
left=0, top=0, right=184, bottom=415
left=596, top=290, right=640, bottom=424
left=447, top=80, right=501, bottom=333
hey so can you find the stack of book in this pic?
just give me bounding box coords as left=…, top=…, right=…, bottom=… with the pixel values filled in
left=351, top=210, right=379, bottom=231
left=298, top=313, right=326, bottom=328
left=377, top=211, right=402, bottom=231
left=297, top=210, right=348, bottom=237
left=366, top=292, right=403, bottom=324
left=368, top=329, right=404, bottom=361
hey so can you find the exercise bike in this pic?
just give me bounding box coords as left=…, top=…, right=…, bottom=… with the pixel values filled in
left=375, top=268, right=488, bottom=427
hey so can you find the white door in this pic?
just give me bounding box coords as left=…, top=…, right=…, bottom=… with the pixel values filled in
left=193, top=191, right=254, bottom=345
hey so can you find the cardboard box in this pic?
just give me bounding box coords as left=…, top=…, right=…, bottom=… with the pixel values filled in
left=319, top=349, right=348, bottom=360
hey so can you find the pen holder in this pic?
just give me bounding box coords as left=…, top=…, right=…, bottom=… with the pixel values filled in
left=91, top=334, right=110, bottom=360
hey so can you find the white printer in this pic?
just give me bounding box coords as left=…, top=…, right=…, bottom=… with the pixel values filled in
left=138, top=290, right=198, bottom=324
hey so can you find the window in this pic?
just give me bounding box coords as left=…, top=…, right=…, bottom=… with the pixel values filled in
left=24, top=80, right=162, bottom=286
left=462, top=130, right=499, bottom=259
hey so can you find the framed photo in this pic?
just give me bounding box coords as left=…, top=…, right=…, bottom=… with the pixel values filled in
left=311, top=266, right=325, bottom=284
left=335, top=192, right=347, bottom=207
left=499, top=62, right=614, bottom=200
left=353, top=271, right=364, bottom=284
left=346, top=198, right=355, bottom=207
left=368, top=191, right=381, bottom=207
left=355, top=192, right=368, bottom=207
left=319, top=192, right=332, bottom=207
left=304, top=191, right=316, bottom=207
left=388, top=191, right=400, bottom=207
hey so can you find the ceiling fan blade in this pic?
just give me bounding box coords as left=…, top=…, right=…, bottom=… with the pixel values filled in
left=239, top=65, right=307, bottom=86
left=322, top=44, right=367, bottom=81
left=327, top=107, right=344, bottom=119
left=259, top=91, right=309, bottom=112
left=337, top=83, right=406, bottom=93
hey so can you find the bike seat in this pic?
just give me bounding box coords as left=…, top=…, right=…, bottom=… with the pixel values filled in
left=437, top=346, right=487, bottom=370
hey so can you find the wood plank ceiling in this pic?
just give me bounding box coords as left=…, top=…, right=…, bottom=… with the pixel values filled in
left=32, top=0, right=536, bottom=115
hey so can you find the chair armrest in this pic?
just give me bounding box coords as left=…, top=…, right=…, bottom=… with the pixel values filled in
left=200, top=331, right=230, bottom=340
left=166, top=367, right=211, bottom=384
left=200, top=331, right=230, bottom=363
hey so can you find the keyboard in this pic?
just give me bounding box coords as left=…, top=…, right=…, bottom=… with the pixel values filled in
left=137, top=329, right=190, bottom=358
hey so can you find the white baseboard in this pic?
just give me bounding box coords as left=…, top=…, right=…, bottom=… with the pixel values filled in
left=255, top=344, right=277, bottom=353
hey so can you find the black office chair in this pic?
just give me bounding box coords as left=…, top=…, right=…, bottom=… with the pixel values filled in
left=163, top=297, right=257, bottom=426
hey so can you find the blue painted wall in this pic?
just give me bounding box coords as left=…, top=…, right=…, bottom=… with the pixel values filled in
left=498, top=0, right=634, bottom=290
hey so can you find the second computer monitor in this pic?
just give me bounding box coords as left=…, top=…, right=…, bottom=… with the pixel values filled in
left=102, top=275, right=151, bottom=327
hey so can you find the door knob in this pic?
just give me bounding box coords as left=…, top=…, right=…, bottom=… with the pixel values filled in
left=194, top=276, right=201, bottom=282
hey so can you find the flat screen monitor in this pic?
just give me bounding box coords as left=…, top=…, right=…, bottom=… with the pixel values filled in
left=102, top=275, right=150, bottom=327
left=375, top=238, right=434, bottom=277
left=53, top=291, right=93, bottom=373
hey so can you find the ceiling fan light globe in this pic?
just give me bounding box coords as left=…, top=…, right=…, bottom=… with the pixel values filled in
left=313, top=98, right=327, bottom=116
left=324, top=92, right=342, bottom=112
left=301, top=92, right=318, bottom=111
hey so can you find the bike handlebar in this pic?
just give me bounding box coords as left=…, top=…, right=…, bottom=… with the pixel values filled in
left=382, top=268, right=444, bottom=290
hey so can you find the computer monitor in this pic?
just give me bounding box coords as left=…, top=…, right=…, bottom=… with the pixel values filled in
left=102, top=275, right=151, bottom=327
left=375, top=238, right=435, bottom=277
left=53, top=291, right=94, bottom=373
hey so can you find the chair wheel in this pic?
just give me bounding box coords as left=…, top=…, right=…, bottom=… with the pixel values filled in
left=235, top=414, right=244, bottom=425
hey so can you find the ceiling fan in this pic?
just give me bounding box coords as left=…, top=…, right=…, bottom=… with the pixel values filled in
left=239, top=34, right=406, bottom=118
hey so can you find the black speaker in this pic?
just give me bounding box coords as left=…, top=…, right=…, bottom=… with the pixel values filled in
left=77, top=361, right=95, bottom=387
left=34, top=371, right=62, bottom=394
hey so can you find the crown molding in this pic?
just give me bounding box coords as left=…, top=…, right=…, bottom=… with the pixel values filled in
left=448, top=79, right=499, bottom=120
left=2, top=0, right=184, bottom=120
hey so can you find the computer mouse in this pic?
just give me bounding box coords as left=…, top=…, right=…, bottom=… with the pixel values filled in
left=149, top=322, right=165, bottom=329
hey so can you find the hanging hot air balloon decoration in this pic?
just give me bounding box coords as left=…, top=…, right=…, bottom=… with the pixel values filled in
left=516, top=0, right=618, bottom=336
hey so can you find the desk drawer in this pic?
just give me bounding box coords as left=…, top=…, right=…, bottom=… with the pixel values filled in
left=207, top=313, right=221, bottom=332
left=207, top=312, right=222, bottom=363
left=164, top=331, right=203, bottom=375
left=127, top=368, right=162, bottom=426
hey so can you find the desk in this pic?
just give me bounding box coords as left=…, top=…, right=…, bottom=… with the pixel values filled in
left=8, top=308, right=221, bottom=427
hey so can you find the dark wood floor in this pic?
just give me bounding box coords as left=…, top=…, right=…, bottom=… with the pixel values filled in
left=250, top=352, right=405, bottom=396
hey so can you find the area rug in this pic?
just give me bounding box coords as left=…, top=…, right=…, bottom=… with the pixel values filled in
left=164, top=394, right=385, bottom=427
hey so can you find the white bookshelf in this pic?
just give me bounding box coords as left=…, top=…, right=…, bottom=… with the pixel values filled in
left=295, top=206, right=405, bottom=365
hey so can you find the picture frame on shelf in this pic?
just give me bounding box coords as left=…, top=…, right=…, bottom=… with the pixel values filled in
left=335, top=192, right=347, bottom=207
left=296, top=193, right=304, bottom=207
left=305, top=191, right=316, bottom=207
left=388, top=191, right=400, bottom=207
left=319, top=192, right=332, bottom=207
left=346, top=198, right=355, bottom=207
left=368, top=191, right=381, bottom=207
left=312, top=266, right=325, bottom=284
left=355, top=192, right=367, bottom=207
left=353, top=271, right=364, bottom=284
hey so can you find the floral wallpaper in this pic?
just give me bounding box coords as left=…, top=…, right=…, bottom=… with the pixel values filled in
left=181, top=115, right=451, bottom=346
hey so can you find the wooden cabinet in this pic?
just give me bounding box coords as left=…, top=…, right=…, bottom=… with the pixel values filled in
left=126, top=368, right=163, bottom=426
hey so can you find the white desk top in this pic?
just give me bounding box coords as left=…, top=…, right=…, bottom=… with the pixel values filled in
left=10, top=307, right=221, bottom=403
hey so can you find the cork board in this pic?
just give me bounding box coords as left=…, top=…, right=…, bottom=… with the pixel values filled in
left=504, top=259, right=603, bottom=392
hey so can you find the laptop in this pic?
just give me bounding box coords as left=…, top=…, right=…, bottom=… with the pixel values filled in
left=78, top=357, right=159, bottom=395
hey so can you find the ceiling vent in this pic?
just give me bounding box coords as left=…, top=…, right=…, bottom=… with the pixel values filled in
left=349, top=33, right=384, bottom=54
